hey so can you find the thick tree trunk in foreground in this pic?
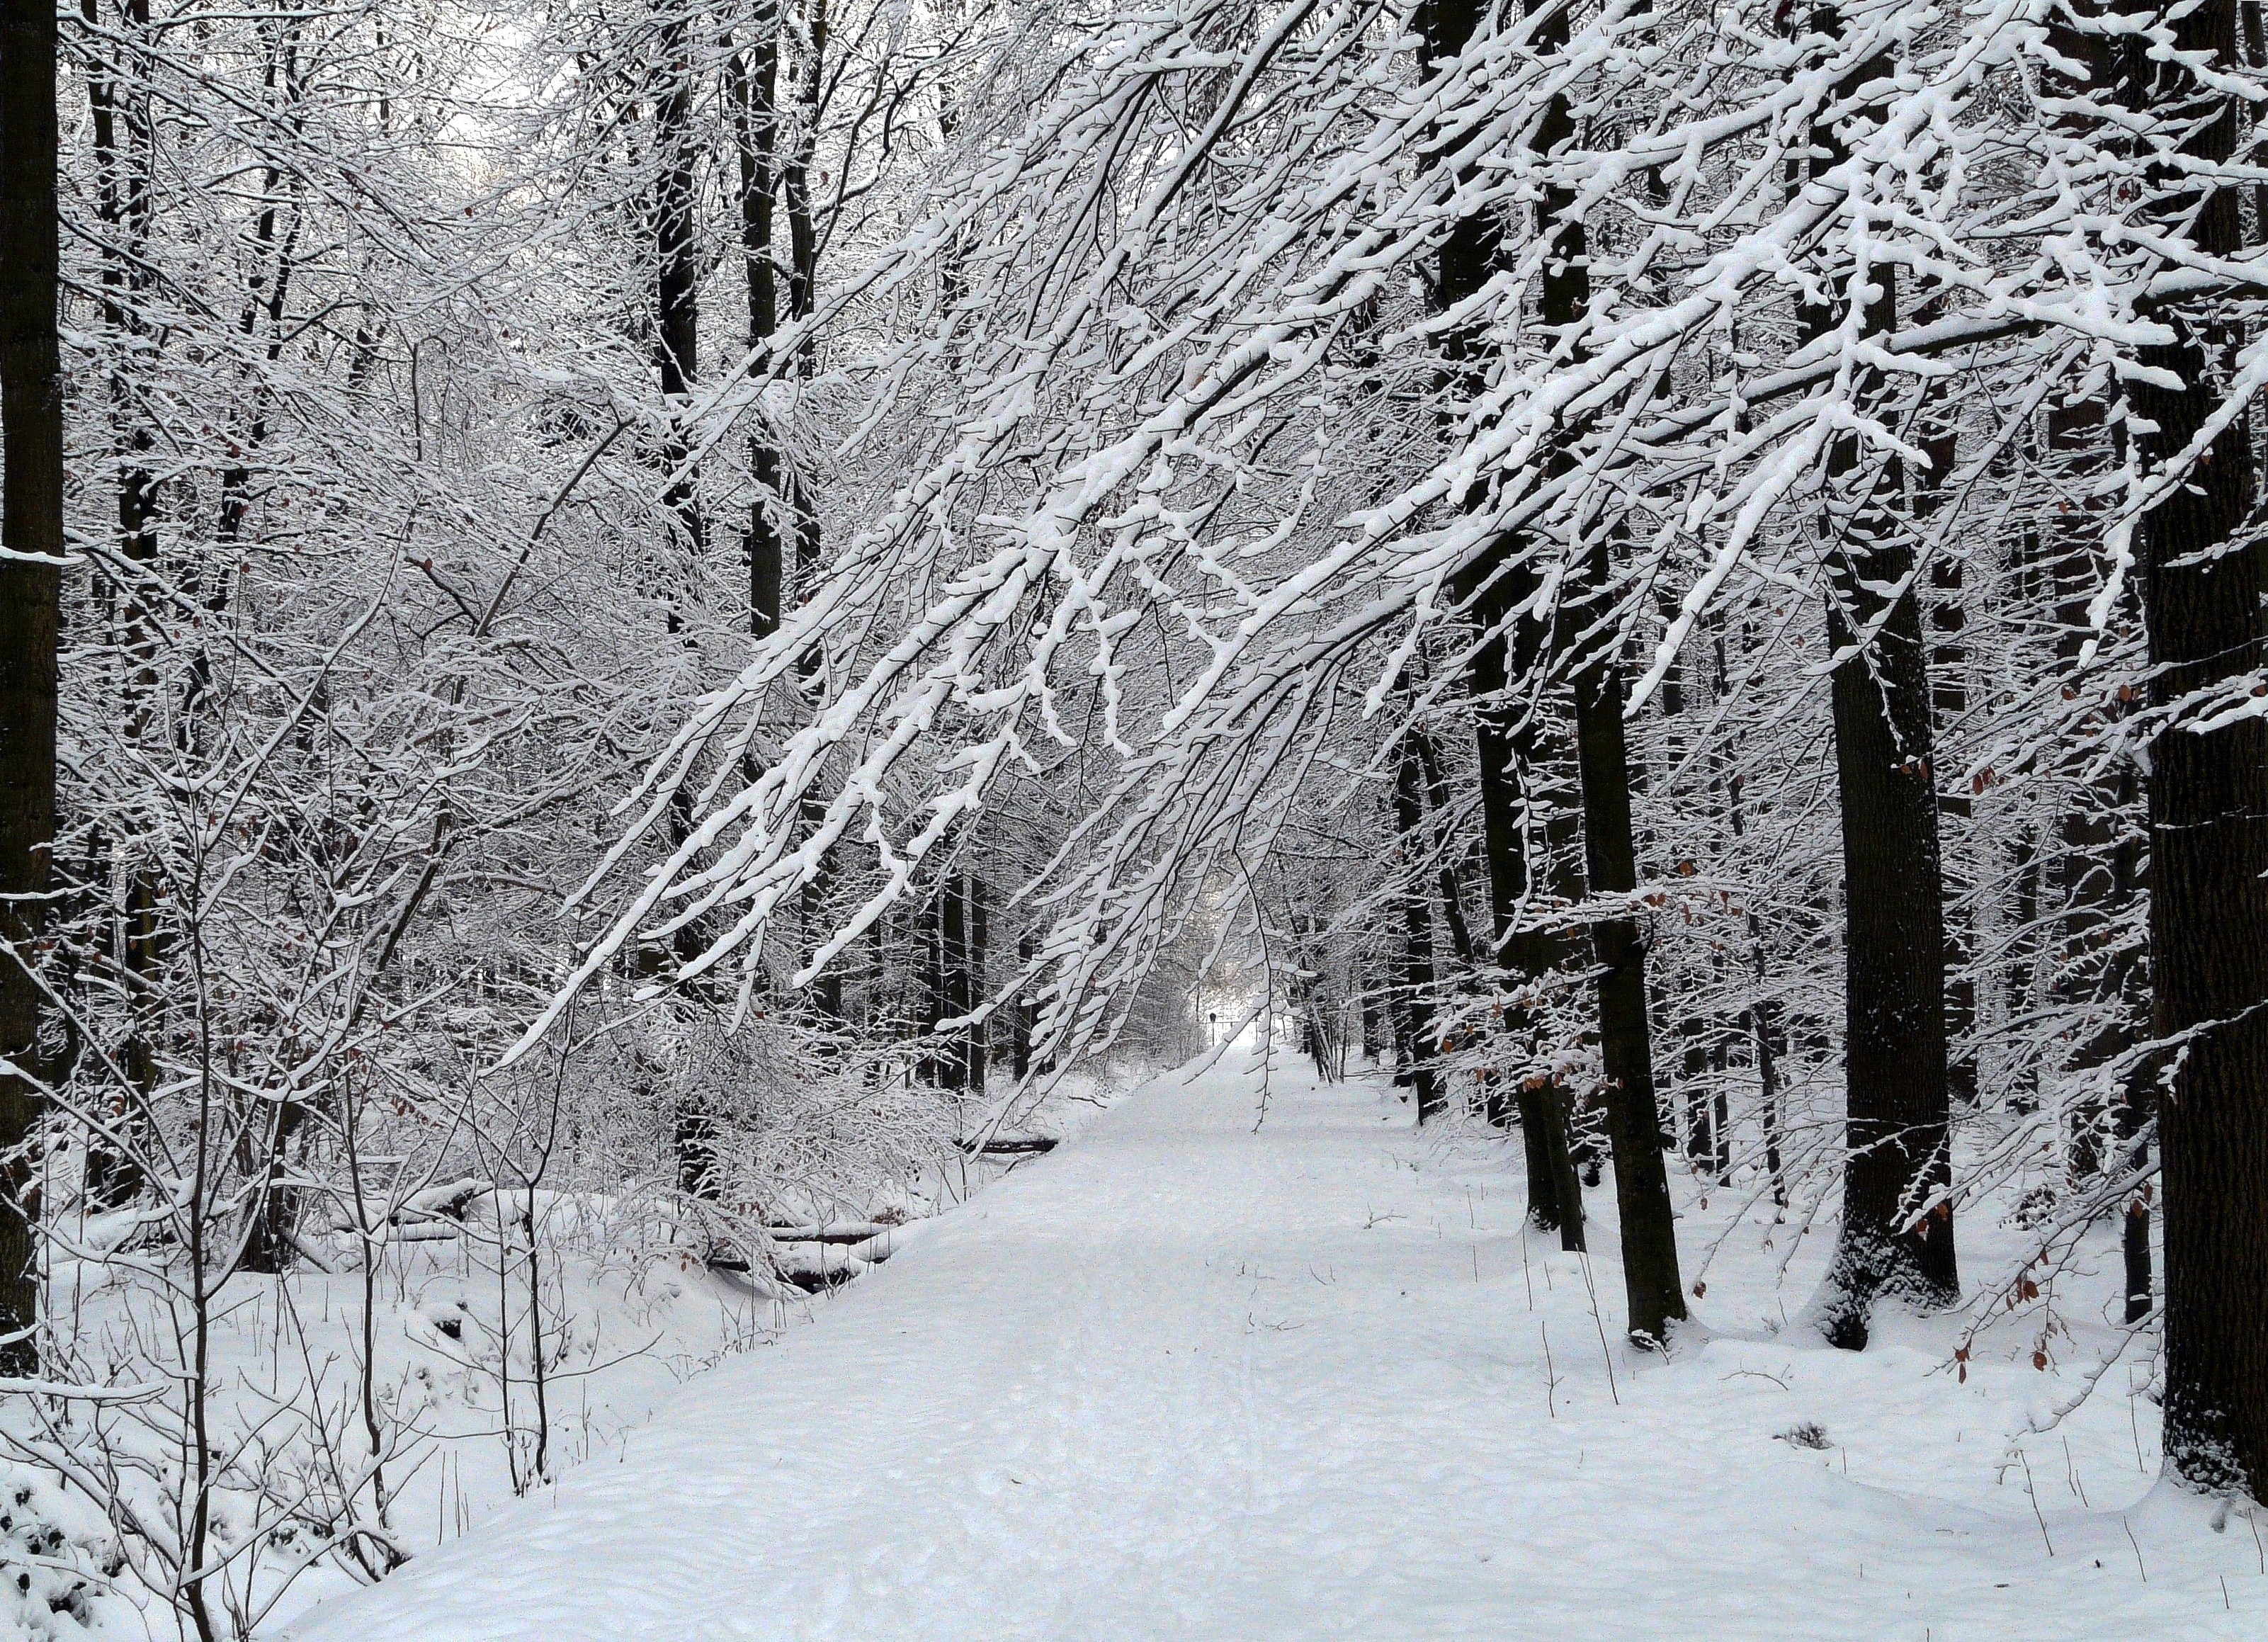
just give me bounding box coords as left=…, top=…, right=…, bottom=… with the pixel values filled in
left=0, top=0, right=64, bottom=1371
left=2117, top=0, right=2268, bottom=1498
left=1815, top=428, right=1959, bottom=1344
left=1803, top=12, right=1956, bottom=1347
left=1818, top=562, right=1958, bottom=1345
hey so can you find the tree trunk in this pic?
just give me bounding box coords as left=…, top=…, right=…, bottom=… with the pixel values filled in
left=81, top=0, right=157, bottom=1207
left=938, top=873, right=969, bottom=1092
left=963, top=872, right=988, bottom=1091
left=654, top=10, right=704, bottom=597
left=1569, top=525, right=1688, bottom=1341
left=2114, top=0, right=2268, bottom=1499
left=0, top=0, right=64, bottom=1371
left=1394, top=734, right=1443, bottom=1123
left=730, top=21, right=784, bottom=638
left=1803, top=9, right=1956, bottom=1347
left=652, top=15, right=718, bottom=1193
left=1415, top=0, right=1582, bottom=1233
left=1815, top=397, right=1960, bottom=1347
left=782, top=0, right=844, bottom=1028
left=1410, top=727, right=1479, bottom=969
left=1012, top=933, right=1034, bottom=1079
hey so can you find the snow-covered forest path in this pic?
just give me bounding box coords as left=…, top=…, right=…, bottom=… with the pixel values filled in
left=291, top=1060, right=2255, bottom=1641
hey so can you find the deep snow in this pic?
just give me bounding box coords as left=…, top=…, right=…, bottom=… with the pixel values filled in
left=285, top=1056, right=2264, bottom=1640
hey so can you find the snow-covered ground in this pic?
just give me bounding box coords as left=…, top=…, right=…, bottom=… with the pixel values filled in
left=285, top=1056, right=2262, bottom=1641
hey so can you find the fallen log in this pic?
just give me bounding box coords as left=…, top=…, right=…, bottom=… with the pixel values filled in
left=962, top=1135, right=1057, bottom=1157
left=767, top=1222, right=892, bottom=1245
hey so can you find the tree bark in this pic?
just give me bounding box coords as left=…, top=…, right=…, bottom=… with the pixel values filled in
left=730, top=19, right=785, bottom=638
left=651, top=17, right=720, bottom=1195
left=1815, top=385, right=1960, bottom=1347
left=1803, top=8, right=1957, bottom=1347
left=938, top=872, right=969, bottom=1092
left=654, top=10, right=703, bottom=577
left=1394, top=734, right=1443, bottom=1124
left=1012, top=933, right=1034, bottom=1079
left=1414, top=0, right=1582, bottom=1234
left=0, top=0, right=64, bottom=1371
left=963, top=872, right=988, bottom=1091
left=80, top=0, right=157, bottom=1207
left=1570, top=526, right=1688, bottom=1342
left=2113, top=0, right=2268, bottom=1499
left=782, top=0, right=844, bottom=1027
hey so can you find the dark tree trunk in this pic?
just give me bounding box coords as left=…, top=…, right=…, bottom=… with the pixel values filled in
left=2006, top=813, right=2043, bottom=1111
left=0, top=0, right=63, bottom=1371
left=1490, top=0, right=1699, bottom=1279
left=1467, top=621, right=1581, bottom=1242
left=652, top=16, right=718, bottom=1191
left=782, top=0, right=844, bottom=1029
left=1393, top=737, right=1442, bottom=1123
left=1569, top=526, right=1688, bottom=1341
left=1359, top=958, right=1380, bottom=1064
left=1012, top=933, right=1034, bottom=1080
left=1815, top=399, right=1960, bottom=1347
left=730, top=21, right=784, bottom=638
left=81, top=1, right=157, bottom=1206
left=1802, top=10, right=1956, bottom=1347
left=654, top=10, right=704, bottom=597
left=963, top=873, right=988, bottom=1091
left=914, top=891, right=942, bottom=1082
left=1679, top=1014, right=1708, bottom=1167
left=1414, top=0, right=1581, bottom=1235
left=652, top=8, right=706, bottom=971
left=2111, top=0, right=2268, bottom=1499
left=938, top=873, right=969, bottom=1092
left=235, top=1099, right=307, bottom=1274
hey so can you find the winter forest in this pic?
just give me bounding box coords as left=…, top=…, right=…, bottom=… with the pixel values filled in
left=4, top=0, right=2268, bottom=1633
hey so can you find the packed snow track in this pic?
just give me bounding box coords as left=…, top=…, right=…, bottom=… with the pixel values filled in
left=288, top=1058, right=2259, bottom=1640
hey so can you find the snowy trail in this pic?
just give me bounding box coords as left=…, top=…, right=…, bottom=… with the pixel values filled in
left=289, top=1059, right=2259, bottom=1641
